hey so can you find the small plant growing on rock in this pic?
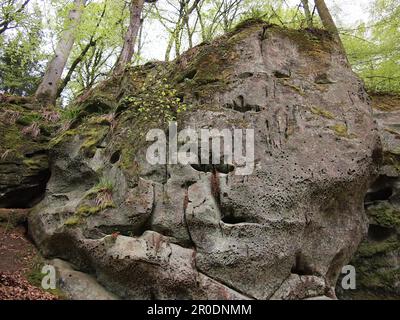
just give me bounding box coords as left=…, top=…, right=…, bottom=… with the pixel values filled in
left=91, top=113, right=117, bottom=132
left=123, top=76, right=187, bottom=125
left=22, top=122, right=41, bottom=138
left=71, top=178, right=116, bottom=223
left=61, top=106, right=80, bottom=122
left=41, top=108, right=61, bottom=123
left=93, top=178, right=115, bottom=210
left=1, top=110, right=20, bottom=125
left=58, top=106, right=81, bottom=132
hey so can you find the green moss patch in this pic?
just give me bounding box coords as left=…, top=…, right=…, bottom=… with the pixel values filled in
left=367, top=202, right=400, bottom=228
left=310, top=106, right=335, bottom=119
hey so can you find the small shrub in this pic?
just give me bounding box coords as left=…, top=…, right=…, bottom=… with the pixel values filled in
left=123, top=76, right=187, bottom=125
left=91, top=178, right=115, bottom=210
left=94, top=178, right=114, bottom=193
left=22, top=122, right=41, bottom=138
left=41, top=109, right=61, bottom=123
left=1, top=110, right=20, bottom=125
left=61, top=107, right=80, bottom=122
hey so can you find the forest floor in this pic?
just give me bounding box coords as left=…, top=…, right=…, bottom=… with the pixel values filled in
left=0, top=222, right=57, bottom=300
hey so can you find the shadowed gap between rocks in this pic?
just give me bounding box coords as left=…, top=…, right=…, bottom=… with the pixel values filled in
left=0, top=168, right=51, bottom=209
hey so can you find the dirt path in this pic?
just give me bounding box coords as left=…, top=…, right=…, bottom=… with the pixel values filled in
left=0, top=219, right=57, bottom=300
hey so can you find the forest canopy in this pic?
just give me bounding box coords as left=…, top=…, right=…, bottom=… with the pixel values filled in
left=0, top=0, right=399, bottom=105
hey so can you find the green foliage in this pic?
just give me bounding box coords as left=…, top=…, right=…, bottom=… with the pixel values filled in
left=60, top=106, right=81, bottom=122
left=367, top=202, right=400, bottom=228
left=237, top=0, right=311, bottom=30
left=94, top=177, right=114, bottom=193
left=343, top=0, right=400, bottom=94
left=26, top=258, right=64, bottom=298
left=124, top=76, right=187, bottom=124
left=0, top=3, right=46, bottom=95
left=0, top=0, right=32, bottom=33
left=64, top=0, right=129, bottom=98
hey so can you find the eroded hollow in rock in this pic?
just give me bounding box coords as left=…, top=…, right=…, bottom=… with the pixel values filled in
left=219, top=204, right=254, bottom=225
left=367, top=187, right=393, bottom=202
left=367, top=224, right=396, bottom=242
left=110, top=150, right=121, bottom=164
left=365, top=175, right=397, bottom=204
left=0, top=168, right=51, bottom=209
left=191, top=163, right=235, bottom=174
left=221, top=214, right=248, bottom=225
left=291, top=252, right=315, bottom=276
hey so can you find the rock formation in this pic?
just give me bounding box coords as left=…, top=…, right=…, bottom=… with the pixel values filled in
left=0, top=100, right=52, bottom=209
left=1, top=21, right=386, bottom=299
left=338, top=94, right=400, bottom=299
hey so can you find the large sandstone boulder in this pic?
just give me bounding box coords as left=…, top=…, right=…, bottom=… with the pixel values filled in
left=29, top=22, right=381, bottom=300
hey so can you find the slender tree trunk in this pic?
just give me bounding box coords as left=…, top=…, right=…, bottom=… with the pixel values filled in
left=186, top=16, right=193, bottom=48
left=165, top=33, right=174, bottom=62
left=35, top=0, right=86, bottom=105
left=165, top=17, right=182, bottom=61
left=136, top=17, right=145, bottom=60
left=314, top=0, right=339, bottom=35
left=301, top=0, right=313, bottom=28
left=113, top=0, right=145, bottom=75
left=57, top=1, right=107, bottom=98
left=314, top=0, right=346, bottom=56
left=196, top=6, right=207, bottom=42
left=57, top=40, right=96, bottom=97
left=174, top=23, right=183, bottom=57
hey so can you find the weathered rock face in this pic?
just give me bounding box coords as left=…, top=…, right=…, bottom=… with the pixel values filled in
left=50, top=259, right=118, bottom=300
left=338, top=95, right=400, bottom=300
left=0, top=100, right=52, bottom=209
left=28, top=22, right=381, bottom=300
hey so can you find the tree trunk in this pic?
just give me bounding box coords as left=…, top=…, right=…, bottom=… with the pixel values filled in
left=113, top=0, right=145, bottom=75
left=165, top=33, right=174, bottom=62
left=35, top=0, right=86, bottom=105
left=314, top=0, right=339, bottom=35
left=57, top=1, right=107, bottom=98
left=314, top=0, right=346, bottom=55
left=57, top=40, right=96, bottom=98
left=301, top=0, right=313, bottom=28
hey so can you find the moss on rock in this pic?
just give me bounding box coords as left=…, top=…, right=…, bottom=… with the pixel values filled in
left=367, top=202, right=400, bottom=228
left=310, top=106, right=335, bottom=120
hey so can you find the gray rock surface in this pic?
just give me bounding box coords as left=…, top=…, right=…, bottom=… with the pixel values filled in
left=50, top=258, right=118, bottom=300
left=28, top=22, right=381, bottom=300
